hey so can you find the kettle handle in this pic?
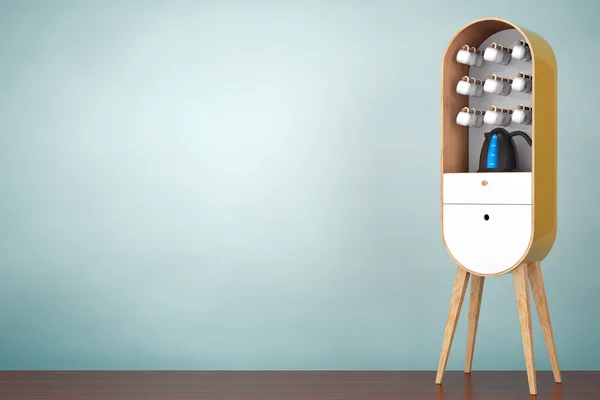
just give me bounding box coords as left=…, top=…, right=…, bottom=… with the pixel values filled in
left=509, top=131, right=532, bottom=146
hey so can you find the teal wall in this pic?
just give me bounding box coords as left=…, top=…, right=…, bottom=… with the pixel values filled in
left=0, top=0, right=598, bottom=370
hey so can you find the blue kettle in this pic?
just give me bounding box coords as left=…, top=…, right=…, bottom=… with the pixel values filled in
left=477, top=127, right=532, bottom=172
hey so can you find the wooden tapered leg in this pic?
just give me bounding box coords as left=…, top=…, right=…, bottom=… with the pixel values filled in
left=436, top=266, right=470, bottom=385
left=513, top=263, right=537, bottom=395
left=465, top=274, right=484, bottom=374
left=528, top=261, right=562, bottom=383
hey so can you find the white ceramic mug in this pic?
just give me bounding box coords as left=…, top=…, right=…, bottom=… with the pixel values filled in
left=456, top=49, right=475, bottom=65
left=484, top=78, right=511, bottom=96
left=473, top=52, right=483, bottom=67
left=473, top=84, right=484, bottom=97
left=483, top=47, right=501, bottom=63
left=456, top=111, right=484, bottom=127
left=484, top=110, right=511, bottom=126
left=512, top=109, right=532, bottom=125
left=456, top=48, right=483, bottom=66
left=483, top=47, right=511, bottom=65
left=456, top=80, right=484, bottom=97
left=512, top=43, right=532, bottom=61
left=456, top=111, right=473, bottom=126
left=456, top=80, right=473, bottom=95
left=483, top=78, right=500, bottom=94
left=474, top=113, right=484, bottom=127
left=511, top=77, right=532, bottom=93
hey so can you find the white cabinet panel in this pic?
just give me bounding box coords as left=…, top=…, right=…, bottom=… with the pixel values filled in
left=443, top=172, right=532, bottom=205
left=442, top=204, right=532, bottom=275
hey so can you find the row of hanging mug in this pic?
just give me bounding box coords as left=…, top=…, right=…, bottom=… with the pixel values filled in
left=456, top=40, right=531, bottom=66
left=456, top=73, right=532, bottom=97
left=456, top=105, right=533, bottom=128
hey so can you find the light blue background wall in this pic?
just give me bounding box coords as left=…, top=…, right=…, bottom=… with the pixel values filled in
left=0, top=0, right=598, bottom=370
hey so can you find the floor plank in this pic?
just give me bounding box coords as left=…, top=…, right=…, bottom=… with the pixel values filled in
left=0, top=371, right=597, bottom=399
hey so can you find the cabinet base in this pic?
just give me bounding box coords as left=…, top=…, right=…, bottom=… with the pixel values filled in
left=434, top=262, right=561, bottom=395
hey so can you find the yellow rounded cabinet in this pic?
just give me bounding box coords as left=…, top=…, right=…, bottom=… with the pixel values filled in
left=435, top=18, right=560, bottom=396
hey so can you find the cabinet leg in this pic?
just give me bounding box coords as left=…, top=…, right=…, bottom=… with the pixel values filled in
left=528, top=261, right=562, bottom=383
left=436, top=266, right=470, bottom=385
left=513, top=263, right=537, bottom=395
left=465, top=274, right=484, bottom=374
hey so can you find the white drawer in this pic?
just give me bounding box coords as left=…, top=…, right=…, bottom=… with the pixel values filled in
left=443, top=172, right=532, bottom=205
left=442, top=204, right=532, bottom=275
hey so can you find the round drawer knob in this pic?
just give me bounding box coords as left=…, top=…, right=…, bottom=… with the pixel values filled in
left=481, top=180, right=488, bottom=186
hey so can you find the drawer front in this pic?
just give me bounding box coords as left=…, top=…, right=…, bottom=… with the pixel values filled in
left=442, top=204, right=532, bottom=275
left=443, top=172, right=532, bottom=205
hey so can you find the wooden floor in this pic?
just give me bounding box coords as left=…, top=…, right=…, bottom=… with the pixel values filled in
left=0, top=371, right=598, bottom=399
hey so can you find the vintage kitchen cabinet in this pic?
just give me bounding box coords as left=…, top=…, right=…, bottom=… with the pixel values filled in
left=435, top=17, right=559, bottom=396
